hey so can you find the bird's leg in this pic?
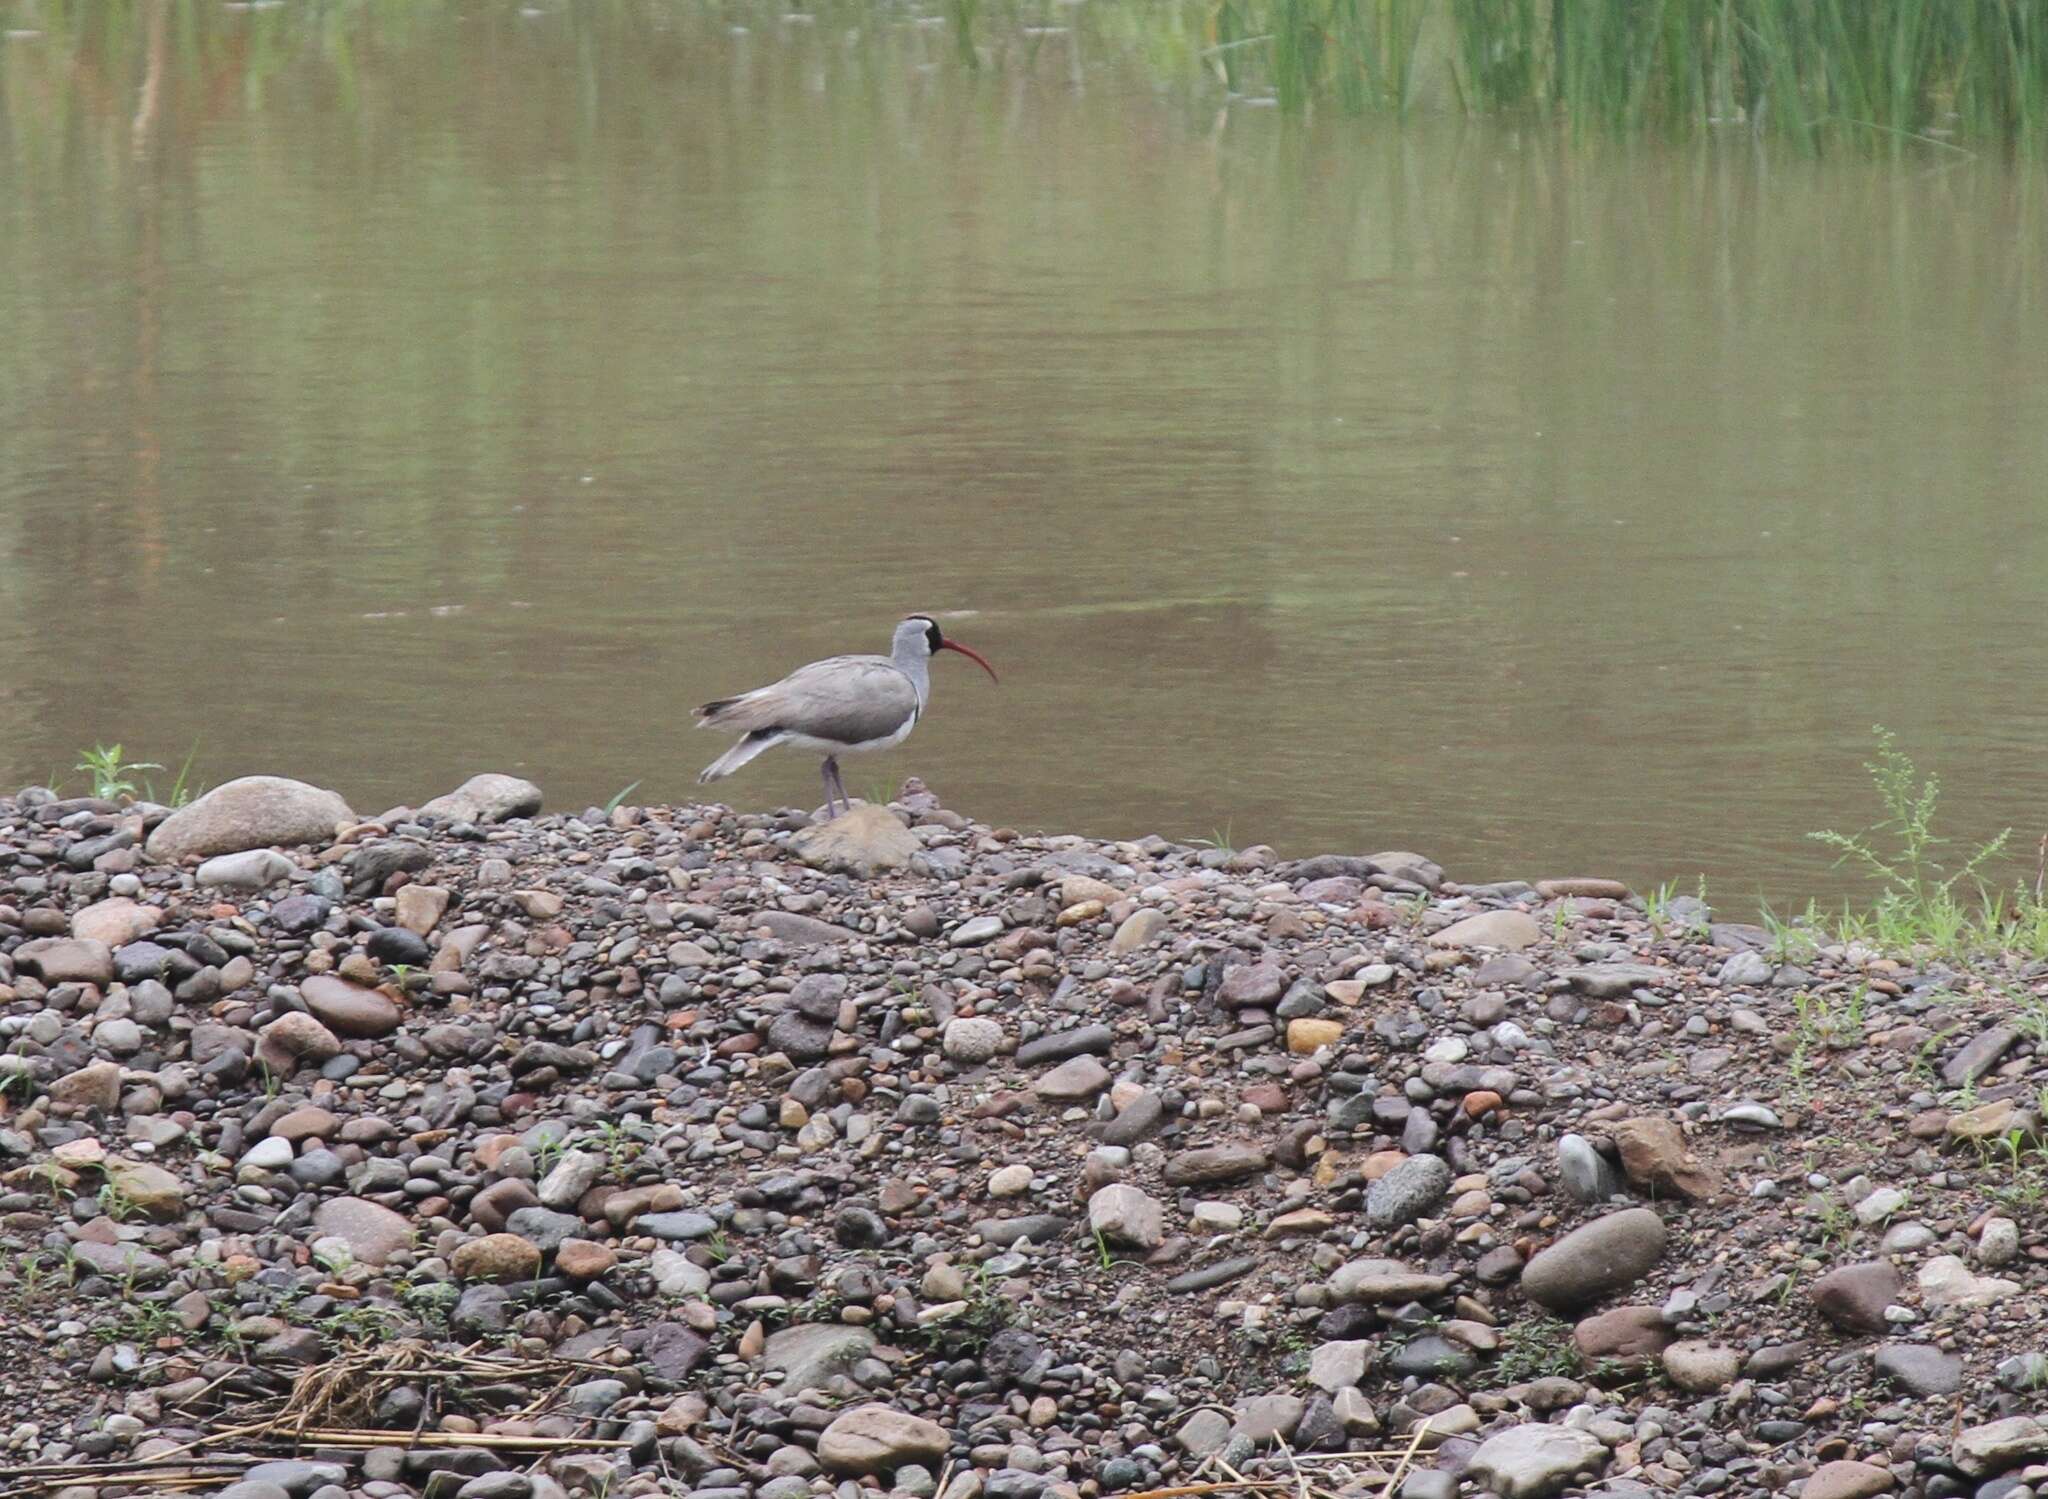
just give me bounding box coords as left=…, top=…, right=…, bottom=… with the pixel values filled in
left=826, top=757, right=851, bottom=816
left=820, top=757, right=843, bottom=820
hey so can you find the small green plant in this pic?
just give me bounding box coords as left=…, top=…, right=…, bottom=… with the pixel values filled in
left=530, top=1132, right=567, bottom=1179
left=603, top=781, right=642, bottom=817
left=1495, top=1316, right=1583, bottom=1383
left=587, top=1119, right=650, bottom=1176
left=1816, top=1200, right=1856, bottom=1249
left=1643, top=879, right=1677, bottom=936
left=142, top=739, right=205, bottom=809
left=321, top=1299, right=409, bottom=1345
left=99, top=1299, right=182, bottom=1345
left=76, top=744, right=162, bottom=801
left=1092, top=1228, right=1114, bottom=1270
left=704, top=1228, right=732, bottom=1264
left=96, top=1180, right=140, bottom=1223
left=1550, top=902, right=1572, bottom=942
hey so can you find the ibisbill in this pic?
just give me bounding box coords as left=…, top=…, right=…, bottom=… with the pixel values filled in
left=695, top=614, right=999, bottom=818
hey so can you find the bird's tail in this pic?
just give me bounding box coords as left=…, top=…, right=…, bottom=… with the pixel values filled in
left=698, top=729, right=788, bottom=784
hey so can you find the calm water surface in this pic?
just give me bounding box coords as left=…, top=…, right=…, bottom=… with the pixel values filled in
left=4, top=2, right=2048, bottom=909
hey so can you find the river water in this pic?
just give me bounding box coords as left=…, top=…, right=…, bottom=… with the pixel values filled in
left=4, top=2, right=2047, bottom=909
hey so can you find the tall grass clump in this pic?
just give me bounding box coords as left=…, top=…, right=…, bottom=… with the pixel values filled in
left=1202, top=0, right=2048, bottom=147
left=1808, top=726, right=2048, bottom=962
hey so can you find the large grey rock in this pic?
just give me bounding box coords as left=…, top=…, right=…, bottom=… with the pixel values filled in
left=1953, top=1415, right=2048, bottom=1477
left=1520, top=1208, right=1666, bottom=1312
left=418, top=773, right=543, bottom=824
left=761, top=1323, right=878, bottom=1394
left=146, top=776, right=354, bottom=861
left=1874, top=1342, right=1964, bottom=1395
left=14, top=937, right=114, bottom=986
left=312, top=1196, right=415, bottom=1267
left=816, top=1405, right=950, bottom=1474
left=1464, top=1423, right=1608, bottom=1499
left=1365, top=1154, right=1452, bottom=1228
left=790, top=805, right=919, bottom=876
left=1812, top=1261, right=1902, bottom=1332
left=1427, top=909, right=1538, bottom=950
left=1918, top=1254, right=2020, bottom=1309
left=197, top=849, right=295, bottom=889
left=942, top=1017, right=1004, bottom=1064
left=300, top=974, right=401, bottom=1039
left=1327, top=1259, right=1454, bottom=1302
left=1088, top=1184, right=1166, bottom=1250
left=1558, top=1134, right=1624, bottom=1203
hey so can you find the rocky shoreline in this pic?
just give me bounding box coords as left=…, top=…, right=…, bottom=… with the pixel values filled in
left=4, top=772, right=2048, bottom=1499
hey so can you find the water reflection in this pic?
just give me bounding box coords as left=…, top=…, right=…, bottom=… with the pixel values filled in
left=3, top=2, right=2046, bottom=909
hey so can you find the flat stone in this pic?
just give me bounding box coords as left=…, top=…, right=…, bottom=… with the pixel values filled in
left=1563, top=963, right=1667, bottom=998
left=48, top=1060, right=123, bottom=1112
left=1307, top=1339, right=1373, bottom=1393
left=941, top=1018, right=1004, bottom=1065
left=1660, top=1340, right=1739, bottom=1393
left=1520, top=1208, right=1666, bottom=1312
left=72, top=1240, right=171, bottom=1286
left=418, top=773, right=543, bottom=824
left=1953, top=1416, right=2048, bottom=1477
left=1034, top=1055, right=1111, bottom=1101
left=146, top=775, right=354, bottom=861
left=1572, top=1305, right=1672, bottom=1364
left=105, top=1159, right=185, bottom=1218
left=1163, top=1144, right=1270, bottom=1186
left=1611, top=1115, right=1722, bottom=1201
left=1110, top=908, right=1168, bottom=953
left=255, top=1012, right=342, bottom=1072
left=1464, top=1423, right=1608, bottom=1499
left=312, top=1196, right=415, bottom=1267
left=1365, top=1154, right=1452, bottom=1228
left=948, top=914, right=1004, bottom=947
left=1230, top=1392, right=1303, bottom=1445
left=1088, top=1184, right=1165, bottom=1250
left=14, top=937, right=113, bottom=986
left=1015, top=1025, right=1114, bottom=1067
left=451, top=1233, right=543, bottom=1283
left=1801, top=1460, right=1894, bottom=1499
left=1218, top=960, right=1284, bottom=1008
left=1811, top=1262, right=1902, bottom=1333
left=1918, top=1254, right=2020, bottom=1309
left=197, top=849, right=295, bottom=889
left=762, top=1323, right=878, bottom=1394
left=816, top=1405, right=951, bottom=1475
left=790, top=806, right=920, bottom=877
left=1165, top=1256, right=1257, bottom=1293
left=1428, top=910, right=1539, bottom=950
left=1943, top=1025, right=2020, bottom=1087
left=71, top=898, right=162, bottom=947
left=1328, top=1259, right=1453, bottom=1302
left=300, top=974, right=401, bottom=1039
left=638, top=1211, right=718, bottom=1242
left=1873, top=1342, right=1963, bottom=1395
left=1558, top=1134, right=1624, bottom=1203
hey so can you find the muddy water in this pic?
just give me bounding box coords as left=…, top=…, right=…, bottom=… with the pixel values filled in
left=4, top=2, right=2047, bottom=908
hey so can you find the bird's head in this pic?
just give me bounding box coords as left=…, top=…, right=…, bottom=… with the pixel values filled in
left=897, top=614, right=998, bottom=682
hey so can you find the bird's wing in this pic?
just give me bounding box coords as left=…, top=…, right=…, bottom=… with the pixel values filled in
left=696, top=655, right=920, bottom=744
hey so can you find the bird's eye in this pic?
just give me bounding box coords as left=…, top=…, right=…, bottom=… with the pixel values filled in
left=927, top=623, right=943, bottom=652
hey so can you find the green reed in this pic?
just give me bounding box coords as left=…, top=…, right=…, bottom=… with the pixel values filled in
left=1202, top=0, right=2048, bottom=147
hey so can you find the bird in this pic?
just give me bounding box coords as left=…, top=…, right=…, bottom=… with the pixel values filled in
left=695, top=614, right=999, bottom=819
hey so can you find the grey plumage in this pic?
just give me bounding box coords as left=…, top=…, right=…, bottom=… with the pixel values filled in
left=695, top=654, right=922, bottom=751
left=694, top=615, right=996, bottom=818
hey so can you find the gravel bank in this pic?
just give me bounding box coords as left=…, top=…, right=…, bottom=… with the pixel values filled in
left=3, top=774, right=2048, bottom=1499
